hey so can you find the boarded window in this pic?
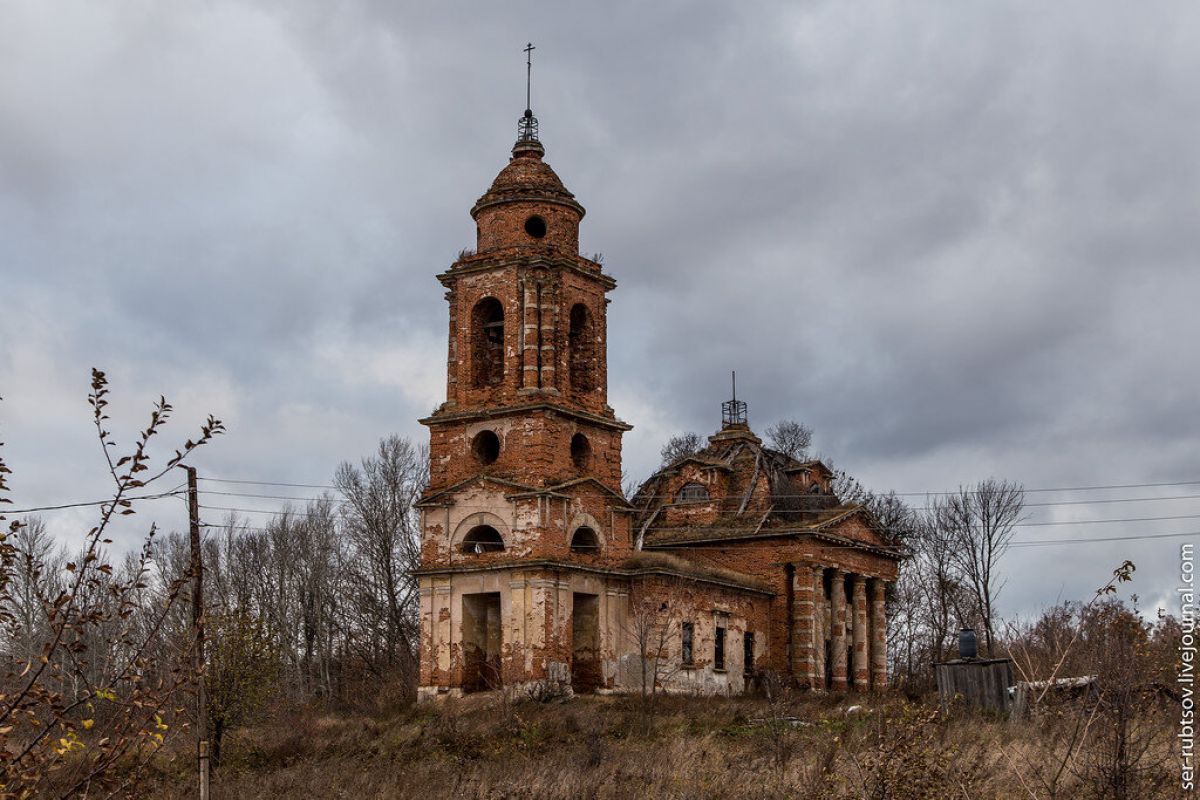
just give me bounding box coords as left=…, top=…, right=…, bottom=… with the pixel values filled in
left=714, top=626, right=726, bottom=671
left=471, top=297, right=505, bottom=388
left=568, top=303, right=596, bottom=392
left=461, top=525, right=504, bottom=554
left=676, top=483, right=709, bottom=503
left=681, top=622, right=694, bottom=665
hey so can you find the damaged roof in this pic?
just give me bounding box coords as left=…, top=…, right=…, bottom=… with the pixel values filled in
left=632, top=423, right=904, bottom=558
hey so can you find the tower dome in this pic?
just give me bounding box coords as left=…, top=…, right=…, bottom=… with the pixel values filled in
left=471, top=139, right=585, bottom=254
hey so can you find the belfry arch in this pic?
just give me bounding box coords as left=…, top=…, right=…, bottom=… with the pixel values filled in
left=471, top=297, right=505, bottom=388
left=568, top=302, right=595, bottom=392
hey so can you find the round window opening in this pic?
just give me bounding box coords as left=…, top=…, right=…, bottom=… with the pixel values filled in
left=524, top=215, right=547, bottom=239
left=472, top=430, right=501, bottom=465
left=570, top=433, right=592, bottom=470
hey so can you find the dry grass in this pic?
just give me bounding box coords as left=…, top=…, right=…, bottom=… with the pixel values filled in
left=141, top=692, right=1181, bottom=800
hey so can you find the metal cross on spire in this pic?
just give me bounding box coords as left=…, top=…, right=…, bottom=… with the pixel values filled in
left=518, top=42, right=540, bottom=142
left=524, top=42, right=535, bottom=112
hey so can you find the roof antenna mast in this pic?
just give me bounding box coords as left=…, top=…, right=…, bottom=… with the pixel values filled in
left=722, top=370, right=748, bottom=428
left=518, top=42, right=539, bottom=142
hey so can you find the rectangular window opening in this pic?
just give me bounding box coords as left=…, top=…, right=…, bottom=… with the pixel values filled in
left=681, top=621, right=694, bottom=666
left=714, top=625, right=726, bottom=671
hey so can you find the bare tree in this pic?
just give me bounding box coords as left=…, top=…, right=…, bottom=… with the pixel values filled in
left=6, top=517, right=66, bottom=665
left=334, top=435, right=428, bottom=698
left=765, top=419, right=813, bottom=460
left=935, top=479, right=1024, bottom=656
left=659, top=432, right=703, bottom=467
left=622, top=591, right=683, bottom=732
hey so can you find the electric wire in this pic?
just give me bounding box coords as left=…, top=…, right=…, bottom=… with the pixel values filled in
left=194, top=474, right=1200, bottom=498
left=8, top=487, right=187, bottom=515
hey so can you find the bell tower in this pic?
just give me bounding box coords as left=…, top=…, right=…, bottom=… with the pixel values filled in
left=419, top=81, right=631, bottom=547
left=416, top=51, right=638, bottom=699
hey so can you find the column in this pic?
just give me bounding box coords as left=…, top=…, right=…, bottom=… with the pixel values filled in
left=540, top=283, right=557, bottom=389
left=521, top=278, right=539, bottom=389
left=852, top=574, right=869, bottom=691
left=871, top=579, right=888, bottom=691
left=793, top=565, right=815, bottom=686
left=812, top=565, right=826, bottom=689
left=830, top=569, right=848, bottom=691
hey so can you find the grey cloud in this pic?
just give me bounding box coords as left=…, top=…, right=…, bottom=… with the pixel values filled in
left=2, top=0, right=1197, bottom=618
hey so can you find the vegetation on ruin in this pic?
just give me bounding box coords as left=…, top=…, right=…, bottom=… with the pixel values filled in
left=0, top=380, right=1187, bottom=798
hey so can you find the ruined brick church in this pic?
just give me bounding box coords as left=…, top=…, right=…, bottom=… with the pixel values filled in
left=414, top=104, right=902, bottom=701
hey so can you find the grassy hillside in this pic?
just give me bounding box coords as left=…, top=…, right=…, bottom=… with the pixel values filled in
left=143, top=690, right=1179, bottom=799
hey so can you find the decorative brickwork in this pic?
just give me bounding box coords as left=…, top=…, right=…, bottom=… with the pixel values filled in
left=415, top=124, right=904, bottom=702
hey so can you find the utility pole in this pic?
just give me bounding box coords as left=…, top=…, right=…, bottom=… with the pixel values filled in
left=182, top=465, right=210, bottom=800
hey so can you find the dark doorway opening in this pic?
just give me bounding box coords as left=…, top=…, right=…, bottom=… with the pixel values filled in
left=462, top=592, right=502, bottom=692
left=571, top=593, right=601, bottom=693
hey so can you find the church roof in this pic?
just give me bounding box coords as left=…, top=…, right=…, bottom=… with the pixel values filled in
left=471, top=139, right=585, bottom=218
left=632, top=420, right=905, bottom=558
left=641, top=503, right=901, bottom=558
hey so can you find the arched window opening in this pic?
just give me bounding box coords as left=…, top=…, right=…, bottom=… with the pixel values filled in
left=568, top=303, right=596, bottom=392
left=471, top=297, right=505, bottom=388
left=570, top=527, right=600, bottom=553
left=462, top=525, right=505, bottom=554
left=676, top=483, right=710, bottom=503
left=570, top=433, right=592, bottom=470
left=472, top=430, right=501, bottom=465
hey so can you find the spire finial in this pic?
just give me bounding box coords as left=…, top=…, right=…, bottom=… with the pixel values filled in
left=518, top=43, right=539, bottom=142
left=722, top=371, right=748, bottom=428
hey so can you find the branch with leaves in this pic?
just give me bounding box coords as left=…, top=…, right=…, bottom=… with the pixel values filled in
left=0, top=370, right=223, bottom=797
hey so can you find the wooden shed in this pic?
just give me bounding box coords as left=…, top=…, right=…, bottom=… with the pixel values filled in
left=933, top=658, right=1014, bottom=714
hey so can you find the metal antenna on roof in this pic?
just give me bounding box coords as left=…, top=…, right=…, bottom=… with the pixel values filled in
left=518, top=43, right=539, bottom=142
left=722, top=371, right=747, bottom=428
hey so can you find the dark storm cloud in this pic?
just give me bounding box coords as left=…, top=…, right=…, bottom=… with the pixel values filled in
left=2, top=0, right=1197, bottom=616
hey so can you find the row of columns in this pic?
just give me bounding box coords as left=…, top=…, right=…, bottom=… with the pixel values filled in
left=793, top=565, right=888, bottom=691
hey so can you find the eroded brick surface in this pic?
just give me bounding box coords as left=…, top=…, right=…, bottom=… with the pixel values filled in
left=415, top=133, right=903, bottom=701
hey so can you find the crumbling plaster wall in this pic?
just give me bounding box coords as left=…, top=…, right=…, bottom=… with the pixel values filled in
left=617, top=575, right=771, bottom=696
left=417, top=566, right=633, bottom=700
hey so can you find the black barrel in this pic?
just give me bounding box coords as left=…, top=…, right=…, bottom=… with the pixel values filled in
left=959, top=627, right=978, bottom=660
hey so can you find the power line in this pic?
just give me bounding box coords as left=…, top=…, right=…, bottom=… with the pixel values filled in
left=195, top=473, right=1200, bottom=499
left=198, top=489, right=339, bottom=502
left=8, top=488, right=186, bottom=515
left=892, top=479, right=1200, bottom=497
left=197, top=501, right=1200, bottom=531
left=197, top=477, right=338, bottom=490
left=194, top=486, right=1200, bottom=513
left=196, top=518, right=1197, bottom=550
left=1009, top=530, right=1200, bottom=547
left=194, top=489, right=1200, bottom=520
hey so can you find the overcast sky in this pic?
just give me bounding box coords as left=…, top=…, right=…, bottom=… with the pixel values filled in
left=2, top=1, right=1197, bottom=621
